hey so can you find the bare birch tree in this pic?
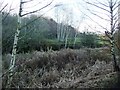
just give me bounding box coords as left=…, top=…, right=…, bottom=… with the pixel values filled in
left=73, top=16, right=84, bottom=48
left=7, top=0, right=54, bottom=87
left=0, top=11, right=2, bottom=90
left=55, top=5, right=74, bottom=48
left=55, top=6, right=66, bottom=41
left=64, top=9, right=72, bottom=48
left=83, top=0, right=120, bottom=71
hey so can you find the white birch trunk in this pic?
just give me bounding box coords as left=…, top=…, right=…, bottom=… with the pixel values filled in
left=65, top=26, right=70, bottom=48
left=73, top=32, right=78, bottom=48
left=63, top=26, right=66, bottom=41
left=62, top=25, right=66, bottom=41
left=0, top=12, right=2, bottom=90
left=7, top=0, right=22, bottom=87
left=109, top=0, right=118, bottom=71
left=59, top=23, right=63, bottom=41
left=56, top=12, right=60, bottom=41
left=65, top=34, right=69, bottom=48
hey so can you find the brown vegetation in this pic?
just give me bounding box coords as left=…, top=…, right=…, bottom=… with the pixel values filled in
left=2, top=48, right=120, bottom=88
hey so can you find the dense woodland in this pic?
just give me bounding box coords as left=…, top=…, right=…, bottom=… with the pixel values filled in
left=2, top=13, right=104, bottom=54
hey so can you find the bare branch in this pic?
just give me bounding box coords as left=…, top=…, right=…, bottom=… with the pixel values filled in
left=80, top=3, right=111, bottom=19
left=22, top=0, right=43, bottom=9
left=95, top=0, right=109, bottom=7
left=113, top=3, right=120, bottom=11
left=86, top=8, right=110, bottom=21
left=3, top=3, right=61, bottom=42
left=21, top=0, right=34, bottom=4
left=2, top=2, right=14, bottom=21
left=0, top=3, right=8, bottom=13
left=85, top=22, right=101, bottom=33
left=2, top=8, right=14, bottom=22
left=85, top=1, right=110, bottom=13
left=81, top=10, right=108, bottom=31
left=21, top=0, right=54, bottom=17
left=112, top=19, right=118, bottom=31
left=112, top=0, right=118, bottom=7
left=21, top=5, right=55, bottom=29
left=113, top=12, right=118, bottom=19
left=76, top=1, right=108, bottom=31
left=83, top=0, right=120, bottom=71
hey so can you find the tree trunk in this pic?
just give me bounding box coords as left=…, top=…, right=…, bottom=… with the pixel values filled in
left=110, top=37, right=119, bottom=71
left=65, top=26, right=70, bottom=48
left=7, top=0, right=22, bottom=87
left=73, top=32, right=77, bottom=48
left=65, top=34, right=69, bottom=48
left=0, top=13, right=2, bottom=90
left=110, top=0, right=119, bottom=71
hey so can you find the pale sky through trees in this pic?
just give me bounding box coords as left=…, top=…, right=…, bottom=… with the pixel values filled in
left=1, top=0, right=119, bottom=34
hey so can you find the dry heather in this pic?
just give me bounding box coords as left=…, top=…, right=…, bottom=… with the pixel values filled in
left=2, top=48, right=120, bottom=88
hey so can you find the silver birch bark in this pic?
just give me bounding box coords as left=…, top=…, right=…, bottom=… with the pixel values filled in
left=61, top=22, right=65, bottom=41
left=109, top=0, right=118, bottom=71
left=73, top=17, right=84, bottom=48
left=6, top=0, right=53, bottom=87
left=84, top=0, right=120, bottom=71
left=7, top=0, right=22, bottom=87
left=56, top=9, right=60, bottom=41
left=65, top=26, right=70, bottom=48
left=64, top=13, right=73, bottom=48
left=0, top=12, right=2, bottom=90
left=73, top=31, right=78, bottom=48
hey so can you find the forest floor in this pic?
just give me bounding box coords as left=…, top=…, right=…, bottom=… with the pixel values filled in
left=2, top=47, right=120, bottom=88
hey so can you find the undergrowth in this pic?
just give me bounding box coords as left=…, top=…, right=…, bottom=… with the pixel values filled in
left=2, top=48, right=120, bottom=88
